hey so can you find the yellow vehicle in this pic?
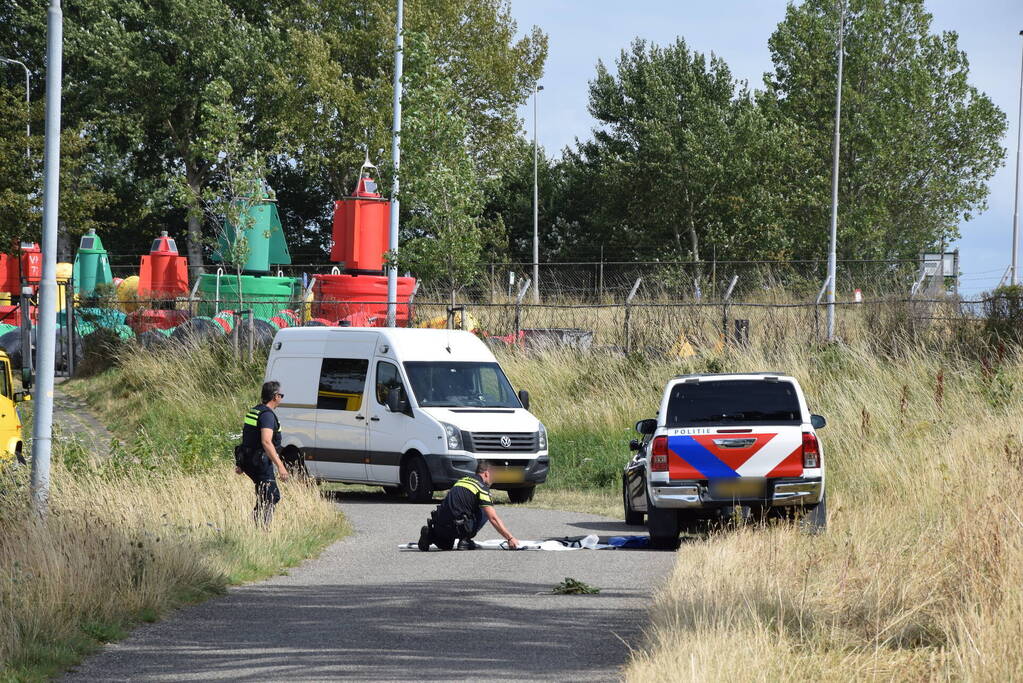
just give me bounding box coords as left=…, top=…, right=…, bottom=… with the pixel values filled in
left=0, top=350, right=27, bottom=467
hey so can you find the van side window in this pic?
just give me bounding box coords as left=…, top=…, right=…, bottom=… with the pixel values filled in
left=317, top=358, right=368, bottom=411
left=0, top=360, right=9, bottom=400
left=376, top=361, right=407, bottom=405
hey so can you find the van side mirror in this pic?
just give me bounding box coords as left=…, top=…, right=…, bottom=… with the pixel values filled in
left=636, top=418, right=657, bottom=435
left=517, top=390, right=530, bottom=410
left=387, top=387, right=410, bottom=416
left=811, top=414, right=827, bottom=429
left=13, top=390, right=28, bottom=403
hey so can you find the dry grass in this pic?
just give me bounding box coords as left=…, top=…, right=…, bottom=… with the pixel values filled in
left=613, top=345, right=1023, bottom=680
left=0, top=342, right=348, bottom=680
left=0, top=465, right=346, bottom=679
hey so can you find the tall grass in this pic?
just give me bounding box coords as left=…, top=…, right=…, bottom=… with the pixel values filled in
left=586, top=341, right=1021, bottom=678
left=0, top=344, right=347, bottom=680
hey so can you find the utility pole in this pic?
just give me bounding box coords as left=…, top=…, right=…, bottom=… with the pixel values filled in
left=826, top=1, right=846, bottom=340
left=1011, top=29, right=1023, bottom=286
left=532, top=84, right=543, bottom=304
left=31, top=0, right=63, bottom=515
left=0, top=57, right=30, bottom=160
left=386, top=0, right=403, bottom=327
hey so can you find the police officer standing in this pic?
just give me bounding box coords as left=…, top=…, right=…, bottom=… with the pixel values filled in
left=236, top=380, right=289, bottom=526
left=418, top=461, right=520, bottom=550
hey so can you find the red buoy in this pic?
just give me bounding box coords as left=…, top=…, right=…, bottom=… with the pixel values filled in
left=329, top=166, right=390, bottom=273
left=0, top=242, right=42, bottom=296
left=313, top=274, right=416, bottom=327
left=138, top=231, right=189, bottom=299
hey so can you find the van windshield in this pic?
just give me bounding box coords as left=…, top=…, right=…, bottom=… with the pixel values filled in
left=403, top=361, right=520, bottom=408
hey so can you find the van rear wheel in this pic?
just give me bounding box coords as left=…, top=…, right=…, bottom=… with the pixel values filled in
left=401, top=456, right=434, bottom=503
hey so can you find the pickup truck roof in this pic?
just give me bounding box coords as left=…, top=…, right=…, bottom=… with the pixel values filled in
left=671, top=372, right=793, bottom=380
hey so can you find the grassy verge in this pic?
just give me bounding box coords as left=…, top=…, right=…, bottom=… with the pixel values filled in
left=1, top=344, right=347, bottom=681
left=602, top=346, right=1021, bottom=678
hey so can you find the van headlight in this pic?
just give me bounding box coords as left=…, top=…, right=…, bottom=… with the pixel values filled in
left=441, top=422, right=463, bottom=451
left=538, top=423, right=547, bottom=450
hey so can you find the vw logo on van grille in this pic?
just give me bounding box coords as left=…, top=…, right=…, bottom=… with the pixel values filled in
left=500, top=435, right=512, bottom=449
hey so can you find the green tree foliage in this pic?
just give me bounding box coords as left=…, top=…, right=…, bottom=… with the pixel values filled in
left=763, top=0, right=1007, bottom=259
left=0, top=0, right=545, bottom=278
left=393, top=35, right=485, bottom=298
left=555, top=38, right=794, bottom=264
left=480, top=136, right=568, bottom=263
left=0, top=85, right=113, bottom=253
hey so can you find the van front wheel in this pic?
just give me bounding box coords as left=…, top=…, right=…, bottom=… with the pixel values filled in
left=401, top=456, right=434, bottom=503
left=507, top=486, right=535, bottom=504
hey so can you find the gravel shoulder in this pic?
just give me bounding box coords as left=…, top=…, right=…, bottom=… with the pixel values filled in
left=65, top=490, right=677, bottom=682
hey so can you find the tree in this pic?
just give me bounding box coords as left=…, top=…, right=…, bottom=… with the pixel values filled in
left=763, top=0, right=1007, bottom=260
left=561, top=38, right=793, bottom=265
left=392, top=34, right=485, bottom=300
left=0, top=0, right=546, bottom=279
left=62, top=0, right=289, bottom=273
left=0, top=85, right=113, bottom=253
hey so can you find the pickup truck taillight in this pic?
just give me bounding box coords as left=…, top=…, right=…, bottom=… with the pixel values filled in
left=651, top=435, right=669, bottom=472
left=802, top=432, right=820, bottom=469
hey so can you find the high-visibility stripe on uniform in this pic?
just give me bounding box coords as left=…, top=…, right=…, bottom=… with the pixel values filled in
left=454, top=477, right=492, bottom=503
left=244, top=410, right=260, bottom=427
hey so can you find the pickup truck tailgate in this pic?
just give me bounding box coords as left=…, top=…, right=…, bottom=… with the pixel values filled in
left=667, top=427, right=803, bottom=479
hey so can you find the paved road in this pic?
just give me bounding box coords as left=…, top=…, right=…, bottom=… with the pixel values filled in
left=66, top=491, right=677, bottom=682
left=53, top=381, right=114, bottom=457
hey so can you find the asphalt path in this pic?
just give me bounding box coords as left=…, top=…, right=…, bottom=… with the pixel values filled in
left=65, top=490, right=678, bottom=682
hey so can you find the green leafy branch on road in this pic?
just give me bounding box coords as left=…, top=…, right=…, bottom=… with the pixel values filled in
left=551, top=578, right=600, bottom=595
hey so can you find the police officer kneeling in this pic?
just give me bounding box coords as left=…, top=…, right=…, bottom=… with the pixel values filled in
left=418, top=461, right=520, bottom=551
left=235, top=380, right=289, bottom=526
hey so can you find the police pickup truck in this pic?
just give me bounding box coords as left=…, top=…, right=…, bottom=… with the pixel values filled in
left=622, top=373, right=826, bottom=548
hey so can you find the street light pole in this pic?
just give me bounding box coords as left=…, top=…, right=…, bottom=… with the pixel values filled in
left=532, top=84, right=543, bottom=305
left=31, top=0, right=63, bottom=516
left=386, top=0, right=403, bottom=327
left=826, top=2, right=845, bottom=341
left=1011, top=29, right=1023, bottom=286
left=0, top=57, right=31, bottom=161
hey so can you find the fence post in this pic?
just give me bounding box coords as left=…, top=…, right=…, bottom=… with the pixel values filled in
left=19, top=287, right=33, bottom=387
left=814, top=275, right=831, bottom=342
left=624, top=277, right=642, bottom=354
left=514, top=278, right=531, bottom=341
left=721, top=275, right=738, bottom=347
left=247, top=309, right=254, bottom=361
left=489, top=263, right=495, bottom=304
left=407, top=281, right=420, bottom=328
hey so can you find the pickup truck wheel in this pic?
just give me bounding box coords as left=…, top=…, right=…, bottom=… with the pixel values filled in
left=800, top=494, right=827, bottom=534
left=623, top=476, right=644, bottom=525
left=401, top=456, right=434, bottom=503
left=646, top=492, right=680, bottom=549
left=507, top=486, right=535, bottom=504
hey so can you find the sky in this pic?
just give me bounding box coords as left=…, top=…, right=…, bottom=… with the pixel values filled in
left=508, top=0, right=1023, bottom=296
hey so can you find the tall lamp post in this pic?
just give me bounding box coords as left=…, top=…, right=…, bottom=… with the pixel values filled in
left=826, top=2, right=846, bottom=341
left=31, top=0, right=63, bottom=516
left=0, top=57, right=31, bottom=160
left=386, top=0, right=403, bottom=327
left=532, top=84, right=543, bottom=304
left=1011, top=29, right=1023, bottom=286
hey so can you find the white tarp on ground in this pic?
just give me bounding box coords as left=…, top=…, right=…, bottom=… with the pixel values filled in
left=399, top=534, right=612, bottom=551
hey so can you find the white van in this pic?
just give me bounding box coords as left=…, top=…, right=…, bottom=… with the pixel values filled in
left=264, top=327, right=549, bottom=503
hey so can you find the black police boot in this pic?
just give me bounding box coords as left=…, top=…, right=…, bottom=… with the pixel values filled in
left=457, top=538, right=478, bottom=551
left=418, top=525, right=432, bottom=552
